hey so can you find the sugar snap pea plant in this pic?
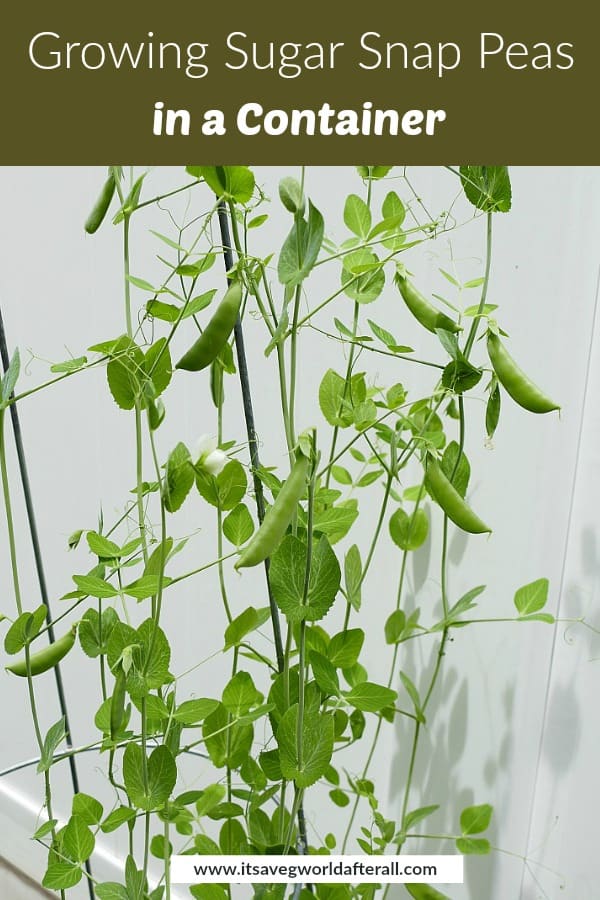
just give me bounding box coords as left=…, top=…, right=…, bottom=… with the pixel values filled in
left=0, top=165, right=564, bottom=900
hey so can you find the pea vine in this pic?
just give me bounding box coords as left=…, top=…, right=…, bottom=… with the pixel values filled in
left=0, top=166, right=569, bottom=900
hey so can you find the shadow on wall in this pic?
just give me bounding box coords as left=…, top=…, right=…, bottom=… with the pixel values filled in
left=384, top=534, right=521, bottom=900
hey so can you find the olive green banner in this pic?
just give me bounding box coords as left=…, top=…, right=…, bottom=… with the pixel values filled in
left=2, top=0, right=594, bottom=161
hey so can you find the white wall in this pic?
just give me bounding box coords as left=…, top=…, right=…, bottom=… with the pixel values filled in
left=0, top=167, right=597, bottom=899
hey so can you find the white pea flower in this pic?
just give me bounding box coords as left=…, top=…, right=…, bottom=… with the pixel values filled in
left=195, top=434, right=227, bottom=476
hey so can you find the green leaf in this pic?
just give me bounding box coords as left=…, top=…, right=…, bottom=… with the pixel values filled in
left=518, top=613, right=555, bottom=624
left=125, top=618, right=171, bottom=699
left=222, top=503, right=254, bottom=546
left=400, top=671, right=425, bottom=722
left=403, top=804, right=440, bottom=831
left=100, top=806, right=136, bottom=833
left=460, top=803, right=493, bottom=835
left=106, top=336, right=144, bottom=410
left=389, top=507, right=429, bottom=551
left=514, top=578, right=549, bottom=617
left=196, top=783, right=227, bottom=817
left=310, top=651, right=340, bottom=696
left=331, top=465, right=352, bottom=485
left=312, top=500, right=359, bottom=544
left=270, top=535, right=341, bottom=623
left=144, top=338, right=172, bottom=397
left=196, top=459, right=247, bottom=510
left=203, top=703, right=253, bottom=769
left=123, top=744, right=177, bottom=810
left=385, top=609, right=406, bottom=645
left=223, top=606, right=270, bottom=650
left=327, top=629, right=364, bottom=669
left=32, top=819, right=58, bottom=840
left=150, top=834, right=172, bottom=859
left=63, top=814, right=95, bottom=862
left=191, top=166, right=255, bottom=203
left=460, top=165, right=512, bottom=213
left=86, top=531, right=121, bottom=559
left=277, top=201, right=324, bottom=286
left=440, top=441, right=470, bottom=498
left=4, top=605, right=47, bottom=654
left=442, top=358, right=483, bottom=394
left=222, top=671, right=261, bottom=717
left=123, top=575, right=166, bottom=601
left=405, top=885, right=451, bottom=900
left=342, top=251, right=385, bottom=304
left=277, top=705, right=334, bottom=787
left=96, top=884, right=129, bottom=900
left=319, top=369, right=351, bottom=428
left=72, top=793, right=103, bottom=826
left=329, top=789, right=350, bottom=808
left=279, top=177, right=305, bottom=215
left=42, top=863, right=82, bottom=891
left=344, top=682, right=397, bottom=713
left=344, top=544, right=362, bottom=612
left=37, top=718, right=66, bottom=773
left=163, top=442, right=194, bottom=513
left=357, top=166, right=393, bottom=180
left=72, top=574, right=118, bottom=598
left=344, top=194, right=372, bottom=238
left=456, top=837, right=491, bottom=854
left=50, top=355, right=87, bottom=374
left=79, top=607, right=119, bottom=658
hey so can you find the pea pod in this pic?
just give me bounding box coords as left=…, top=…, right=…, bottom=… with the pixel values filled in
left=84, top=172, right=116, bottom=234
left=487, top=332, right=559, bottom=414
left=176, top=281, right=243, bottom=372
left=395, top=273, right=460, bottom=334
left=235, top=453, right=309, bottom=569
left=425, top=457, right=491, bottom=534
left=6, top=625, right=77, bottom=677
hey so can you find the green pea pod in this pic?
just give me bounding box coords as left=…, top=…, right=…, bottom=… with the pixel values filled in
left=487, top=332, right=559, bottom=414
left=6, top=625, right=77, bottom=677
left=110, top=667, right=127, bottom=740
left=395, top=273, right=460, bottom=334
left=425, top=457, right=491, bottom=534
left=176, top=281, right=243, bottom=372
left=235, top=453, right=309, bottom=569
left=84, top=172, right=116, bottom=234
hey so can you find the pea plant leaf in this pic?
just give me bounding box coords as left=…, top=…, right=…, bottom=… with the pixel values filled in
left=223, top=606, right=270, bottom=650
left=187, top=166, right=255, bottom=204
left=4, top=605, right=47, bottom=654
left=270, top=534, right=341, bottom=623
left=277, top=705, right=334, bottom=787
left=37, top=717, right=67, bottom=773
left=162, top=442, right=194, bottom=513
left=459, top=165, right=512, bottom=213
left=514, top=578, right=550, bottom=618
left=278, top=200, right=324, bottom=286
left=222, top=503, right=254, bottom=546
left=62, top=813, right=95, bottom=862
left=344, top=682, right=397, bottom=713
left=196, top=460, right=247, bottom=510
left=327, top=628, right=364, bottom=669
left=460, top=802, right=493, bottom=834
left=344, top=544, right=363, bottom=611
left=405, top=885, right=451, bottom=900
left=389, top=507, right=429, bottom=551
left=344, top=194, right=372, bottom=239
left=42, top=863, right=83, bottom=891
left=123, top=744, right=177, bottom=811
left=106, top=336, right=145, bottom=410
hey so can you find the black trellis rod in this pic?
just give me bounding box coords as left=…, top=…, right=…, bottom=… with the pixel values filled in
left=0, top=306, right=95, bottom=900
